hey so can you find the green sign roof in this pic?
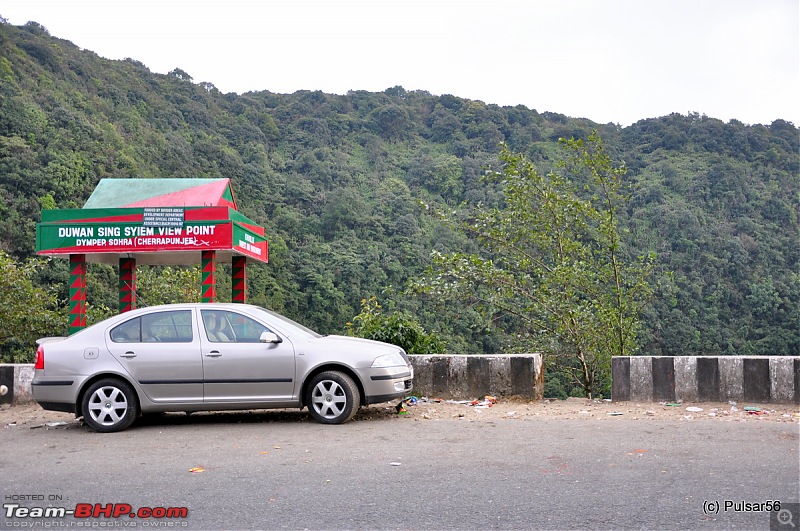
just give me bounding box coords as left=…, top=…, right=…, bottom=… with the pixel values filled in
left=83, top=178, right=237, bottom=210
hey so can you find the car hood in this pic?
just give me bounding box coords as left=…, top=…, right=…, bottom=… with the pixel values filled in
left=309, top=335, right=407, bottom=361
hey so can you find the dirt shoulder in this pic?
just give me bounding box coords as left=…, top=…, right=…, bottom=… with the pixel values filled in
left=2, top=396, right=798, bottom=429
left=396, top=396, right=800, bottom=422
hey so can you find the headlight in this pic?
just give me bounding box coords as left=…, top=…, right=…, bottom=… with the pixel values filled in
left=371, top=353, right=406, bottom=368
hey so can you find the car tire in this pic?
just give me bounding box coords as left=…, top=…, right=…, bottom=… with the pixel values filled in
left=81, top=378, right=138, bottom=433
left=305, top=371, right=360, bottom=424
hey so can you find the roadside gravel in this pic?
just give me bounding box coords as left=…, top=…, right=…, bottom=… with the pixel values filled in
left=2, top=396, right=798, bottom=430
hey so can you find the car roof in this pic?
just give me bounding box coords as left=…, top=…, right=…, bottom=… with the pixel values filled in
left=108, top=303, right=265, bottom=319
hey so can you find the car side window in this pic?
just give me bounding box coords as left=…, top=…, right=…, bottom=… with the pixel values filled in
left=202, top=310, right=233, bottom=342
left=111, top=318, right=141, bottom=342
left=142, top=310, right=193, bottom=342
left=110, top=311, right=193, bottom=343
left=202, top=310, right=272, bottom=343
left=228, top=312, right=273, bottom=343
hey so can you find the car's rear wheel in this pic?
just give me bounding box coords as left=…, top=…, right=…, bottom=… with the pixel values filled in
left=305, top=371, right=360, bottom=424
left=81, top=378, right=138, bottom=432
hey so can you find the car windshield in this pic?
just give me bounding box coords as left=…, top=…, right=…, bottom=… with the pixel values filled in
left=253, top=307, right=323, bottom=339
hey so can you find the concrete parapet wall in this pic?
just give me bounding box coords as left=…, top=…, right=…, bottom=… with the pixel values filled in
left=1, top=355, right=544, bottom=405
left=408, top=354, right=544, bottom=400
left=612, top=356, right=800, bottom=404
left=0, top=364, right=34, bottom=405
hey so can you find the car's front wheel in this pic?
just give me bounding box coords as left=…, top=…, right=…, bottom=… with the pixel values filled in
left=81, top=378, right=138, bottom=432
left=305, top=371, right=360, bottom=424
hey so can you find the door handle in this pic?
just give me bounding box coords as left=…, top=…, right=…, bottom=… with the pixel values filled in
left=205, top=351, right=222, bottom=358
left=120, top=352, right=136, bottom=358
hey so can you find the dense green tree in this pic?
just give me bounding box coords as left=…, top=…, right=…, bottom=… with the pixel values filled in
left=135, top=266, right=202, bottom=306
left=346, top=296, right=445, bottom=354
left=0, top=251, right=65, bottom=362
left=411, top=133, right=658, bottom=397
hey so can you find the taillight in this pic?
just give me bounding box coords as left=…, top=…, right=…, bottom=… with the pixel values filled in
left=34, top=345, right=45, bottom=370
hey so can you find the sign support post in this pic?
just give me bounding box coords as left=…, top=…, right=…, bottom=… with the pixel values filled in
left=232, top=256, right=247, bottom=303
left=69, top=254, right=87, bottom=334
left=201, top=250, right=217, bottom=303
left=119, top=257, right=137, bottom=313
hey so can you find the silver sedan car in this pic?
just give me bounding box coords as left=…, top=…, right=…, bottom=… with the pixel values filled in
left=32, top=303, right=413, bottom=432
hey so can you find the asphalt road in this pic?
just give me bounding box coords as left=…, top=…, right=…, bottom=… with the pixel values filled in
left=1, top=407, right=798, bottom=530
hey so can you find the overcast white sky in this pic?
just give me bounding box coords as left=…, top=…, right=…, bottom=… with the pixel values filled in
left=1, top=0, right=798, bottom=127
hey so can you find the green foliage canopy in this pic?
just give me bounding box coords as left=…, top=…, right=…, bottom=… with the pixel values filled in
left=411, top=133, right=658, bottom=397
left=346, top=296, right=445, bottom=354
left=0, top=251, right=65, bottom=361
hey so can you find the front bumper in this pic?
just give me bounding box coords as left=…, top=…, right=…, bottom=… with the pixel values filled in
left=359, top=364, right=414, bottom=405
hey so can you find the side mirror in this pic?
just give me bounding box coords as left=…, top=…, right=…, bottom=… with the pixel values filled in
left=260, top=332, right=283, bottom=344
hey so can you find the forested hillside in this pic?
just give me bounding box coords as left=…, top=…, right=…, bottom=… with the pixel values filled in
left=1, top=20, right=798, bottom=363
